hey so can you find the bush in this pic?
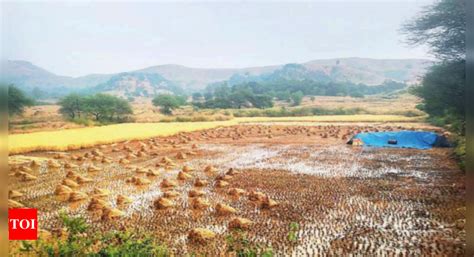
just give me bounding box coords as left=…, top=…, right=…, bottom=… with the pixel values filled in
left=17, top=212, right=169, bottom=256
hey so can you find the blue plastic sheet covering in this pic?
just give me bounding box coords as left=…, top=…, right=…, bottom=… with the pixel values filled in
left=351, top=131, right=440, bottom=149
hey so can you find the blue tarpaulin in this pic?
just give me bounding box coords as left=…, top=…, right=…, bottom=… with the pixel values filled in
left=349, top=131, right=446, bottom=150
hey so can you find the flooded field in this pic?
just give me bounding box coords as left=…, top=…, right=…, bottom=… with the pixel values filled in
left=9, top=123, right=465, bottom=256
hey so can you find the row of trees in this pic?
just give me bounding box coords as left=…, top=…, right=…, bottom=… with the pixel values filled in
left=403, top=0, right=465, bottom=168
left=58, top=93, right=133, bottom=122
left=8, top=85, right=34, bottom=116
left=192, top=79, right=406, bottom=109
left=403, top=0, right=465, bottom=135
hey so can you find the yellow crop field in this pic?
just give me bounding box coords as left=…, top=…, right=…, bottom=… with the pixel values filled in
left=8, top=115, right=423, bottom=154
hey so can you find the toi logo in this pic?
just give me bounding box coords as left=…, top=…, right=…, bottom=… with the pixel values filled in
left=9, top=208, right=38, bottom=240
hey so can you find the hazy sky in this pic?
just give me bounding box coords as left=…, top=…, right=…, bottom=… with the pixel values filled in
left=2, top=1, right=434, bottom=77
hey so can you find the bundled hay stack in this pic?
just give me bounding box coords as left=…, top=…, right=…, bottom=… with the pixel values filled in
left=8, top=199, right=24, bottom=208
left=188, top=189, right=206, bottom=198
left=147, top=169, right=160, bottom=176
left=191, top=197, right=210, bottom=209
left=228, top=188, right=246, bottom=196
left=194, top=178, right=208, bottom=187
left=92, top=188, right=110, bottom=198
left=188, top=228, right=215, bottom=244
left=216, top=180, right=229, bottom=188
left=215, top=203, right=237, bottom=216
left=216, top=174, right=232, bottom=181
left=116, top=194, right=133, bottom=205
left=21, top=173, right=37, bottom=182
left=119, top=158, right=130, bottom=164
left=182, top=165, right=194, bottom=173
left=55, top=185, right=73, bottom=196
left=62, top=178, right=79, bottom=188
left=229, top=217, right=253, bottom=230
left=226, top=168, right=237, bottom=175
left=20, top=166, right=33, bottom=173
left=9, top=190, right=24, bottom=199
left=48, top=160, right=61, bottom=168
left=163, top=191, right=180, bottom=198
left=261, top=196, right=279, bottom=209
left=64, top=163, right=78, bottom=169
left=135, top=167, right=148, bottom=174
left=176, top=152, right=186, bottom=160
left=101, top=207, right=124, bottom=221
left=177, top=171, right=192, bottom=180
left=204, top=165, right=217, bottom=173
left=101, top=157, right=112, bottom=164
left=69, top=191, right=88, bottom=202
left=133, top=177, right=151, bottom=186
left=248, top=191, right=266, bottom=201
left=30, top=160, right=40, bottom=167
left=76, top=175, right=93, bottom=184
left=87, top=197, right=109, bottom=211
left=192, top=144, right=198, bottom=149
left=160, top=178, right=177, bottom=188
left=87, top=165, right=101, bottom=172
left=160, top=157, right=174, bottom=165
left=153, top=197, right=174, bottom=209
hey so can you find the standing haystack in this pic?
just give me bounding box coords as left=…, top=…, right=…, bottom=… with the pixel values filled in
left=248, top=191, right=266, bottom=201
left=160, top=178, right=177, bottom=188
left=226, top=168, right=237, bottom=175
left=92, top=188, right=110, bottom=198
left=163, top=191, right=180, bottom=198
left=229, top=217, right=253, bottom=230
left=62, top=178, right=79, bottom=188
left=9, top=190, right=24, bottom=199
left=176, top=152, right=186, bottom=160
left=261, top=196, right=279, bottom=209
left=66, top=171, right=78, bottom=179
left=101, top=207, right=124, bottom=221
left=87, top=165, right=101, bottom=172
left=216, top=180, right=229, bottom=188
left=55, top=185, right=73, bottom=196
left=182, top=165, right=194, bottom=173
left=188, top=189, right=206, bottom=198
left=64, top=163, right=78, bottom=169
left=147, top=169, right=160, bottom=176
left=228, top=188, right=246, bottom=196
left=188, top=228, right=215, bottom=244
left=119, top=158, right=130, bottom=164
left=194, top=178, right=208, bottom=187
left=153, top=197, right=174, bottom=209
left=8, top=199, right=24, bottom=208
left=204, top=165, right=217, bottom=173
left=116, top=194, right=133, bottom=205
left=177, top=171, right=192, bottom=180
left=191, top=197, right=210, bottom=209
left=76, top=175, right=93, bottom=184
left=48, top=160, right=61, bottom=168
left=68, top=191, right=88, bottom=202
left=21, top=173, right=37, bottom=182
left=87, top=197, right=109, bottom=211
left=215, top=203, right=237, bottom=216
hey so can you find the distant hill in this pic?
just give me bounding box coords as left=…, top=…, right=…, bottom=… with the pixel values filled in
left=2, top=58, right=431, bottom=98
left=89, top=72, right=183, bottom=98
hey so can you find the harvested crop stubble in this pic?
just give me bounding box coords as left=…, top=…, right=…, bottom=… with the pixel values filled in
left=8, top=123, right=464, bottom=256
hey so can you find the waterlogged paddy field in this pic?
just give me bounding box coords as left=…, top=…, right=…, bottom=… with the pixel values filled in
left=9, top=123, right=465, bottom=256
left=9, top=115, right=422, bottom=154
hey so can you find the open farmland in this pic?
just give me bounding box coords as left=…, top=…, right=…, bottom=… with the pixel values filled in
left=9, top=115, right=423, bottom=155
left=8, top=122, right=465, bottom=256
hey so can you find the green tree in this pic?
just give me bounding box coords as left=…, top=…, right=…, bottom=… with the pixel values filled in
left=402, top=0, right=465, bottom=61
left=290, top=91, right=304, bottom=106
left=152, top=94, right=182, bottom=115
left=192, top=92, right=203, bottom=102
left=403, top=0, right=465, bottom=134
left=58, top=93, right=85, bottom=119
left=8, top=85, right=34, bottom=116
